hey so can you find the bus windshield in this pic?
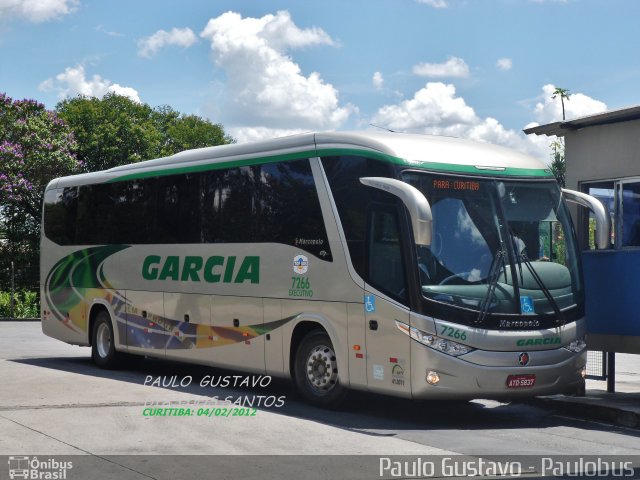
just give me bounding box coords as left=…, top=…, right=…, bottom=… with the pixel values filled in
left=402, top=172, right=583, bottom=318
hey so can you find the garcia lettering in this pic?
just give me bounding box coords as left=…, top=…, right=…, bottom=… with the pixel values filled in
left=516, top=337, right=561, bottom=347
left=142, top=255, right=260, bottom=284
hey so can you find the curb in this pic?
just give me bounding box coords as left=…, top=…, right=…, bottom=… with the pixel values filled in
left=0, top=318, right=41, bottom=322
left=526, top=396, right=640, bottom=429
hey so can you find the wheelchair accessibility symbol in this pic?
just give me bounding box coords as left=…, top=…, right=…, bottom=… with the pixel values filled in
left=520, top=296, right=535, bottom=315
left=364, top=295, right=376, bottom=313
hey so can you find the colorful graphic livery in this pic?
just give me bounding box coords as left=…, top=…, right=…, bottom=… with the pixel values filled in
left=41, top=131, right=609, bottom=406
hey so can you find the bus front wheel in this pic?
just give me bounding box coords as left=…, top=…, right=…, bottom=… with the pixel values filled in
left=294, top=330, right=347, bottom=407
left=91, top=310, right=120, bottom=369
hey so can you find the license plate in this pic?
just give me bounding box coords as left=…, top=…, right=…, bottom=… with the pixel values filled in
left=506, top=374, right=536, bottom=388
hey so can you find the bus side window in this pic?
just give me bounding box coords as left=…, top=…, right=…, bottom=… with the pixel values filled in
left=43, top=187, right=77, bottom=245
left=367, top=206, right=407, bottom=302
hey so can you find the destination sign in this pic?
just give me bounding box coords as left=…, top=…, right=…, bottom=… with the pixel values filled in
left=432, top=179, right=481, bottom=191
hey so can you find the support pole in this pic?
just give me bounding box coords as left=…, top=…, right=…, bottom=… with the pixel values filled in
left=607, top=352, right=616, bottom=393
left=10, top=261, right=15, bottom=321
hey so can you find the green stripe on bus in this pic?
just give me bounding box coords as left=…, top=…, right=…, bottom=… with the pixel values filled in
left=318, top=148, right=553, bottom=177
left=107, top=147, right=553, bottom=183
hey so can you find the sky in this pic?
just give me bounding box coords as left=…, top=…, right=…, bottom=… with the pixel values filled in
left=1, top=0, right=639, bottom=161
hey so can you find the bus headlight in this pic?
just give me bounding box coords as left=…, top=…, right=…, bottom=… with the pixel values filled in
left=567, top=336, right=587, bottom=353
left=396, top=321, right=473, bottom=357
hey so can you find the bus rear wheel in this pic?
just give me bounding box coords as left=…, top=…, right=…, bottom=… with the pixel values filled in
left=91, top=311, right=121, bottom=369
left=294, top=330, right=347, bottom=407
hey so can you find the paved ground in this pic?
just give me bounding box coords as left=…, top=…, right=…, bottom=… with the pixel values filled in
left=528, top=351, right=640, bottom=429
left=1, top=322, right=639, bottom=479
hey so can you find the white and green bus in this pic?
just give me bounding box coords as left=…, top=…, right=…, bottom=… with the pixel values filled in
left=41, top=132, right=609, bottom=406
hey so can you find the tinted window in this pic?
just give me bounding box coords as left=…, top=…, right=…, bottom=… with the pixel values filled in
left=75, top=184, right=116, bottom=244
left=257, top=160, right=331, bottom=259
left=202, top=167, right=258, bottom=243
left=43, top=187, right=77, bottom=245
left=321, top=155, right=395, bottom=278
left=157, top=174, right=203, bottom=243
left=368, top=206, right=406, bottom=301
left=44, top=158, right=331, bottom=259
left=112, top=179, right=156, bottom=244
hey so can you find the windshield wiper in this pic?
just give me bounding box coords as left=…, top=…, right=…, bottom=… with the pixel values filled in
left=476, top=249, right=506, bottom=326
left=519, top=253, right=564, bottom=325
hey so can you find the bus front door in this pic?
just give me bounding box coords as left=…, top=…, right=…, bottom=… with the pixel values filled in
left=364, top=290, right=411, bottom=396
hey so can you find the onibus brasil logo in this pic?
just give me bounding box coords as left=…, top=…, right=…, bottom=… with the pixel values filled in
left=8, top=456, right=72, bottom=479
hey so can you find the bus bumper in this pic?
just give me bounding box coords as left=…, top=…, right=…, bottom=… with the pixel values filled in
left=410, top=346, right=586, bottom=400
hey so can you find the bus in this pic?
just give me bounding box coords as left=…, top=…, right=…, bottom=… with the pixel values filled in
left=40, top=131, right=610, bottom=406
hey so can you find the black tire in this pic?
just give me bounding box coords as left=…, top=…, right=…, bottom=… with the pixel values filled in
left=294, top=330, right=348, bottom=407
left=91, top=310, right=121, bottom=369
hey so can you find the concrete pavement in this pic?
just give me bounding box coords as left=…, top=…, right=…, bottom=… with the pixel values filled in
left=527, top=353, right=640, bottom=429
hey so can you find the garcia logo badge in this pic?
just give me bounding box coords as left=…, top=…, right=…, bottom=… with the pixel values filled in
left=293, top=254, right=308, bottom=275
left=518, top=352, right=530, bottom=366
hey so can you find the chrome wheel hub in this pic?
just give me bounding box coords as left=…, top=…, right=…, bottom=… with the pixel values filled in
left=306, top=344, right=338, bottom=392
left=96, top=322, right=111, bottom=359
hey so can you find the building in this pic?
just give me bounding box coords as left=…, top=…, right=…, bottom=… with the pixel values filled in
left=525, top=106, right=640, bottom=354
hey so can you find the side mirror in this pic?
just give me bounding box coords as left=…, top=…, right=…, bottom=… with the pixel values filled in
left=360, top=177, right=432, bottom=246
left=562, top=188, right=611, bottom=250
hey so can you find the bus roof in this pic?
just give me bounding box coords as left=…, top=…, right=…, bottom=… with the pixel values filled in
left=50, top=131, right=553, bottom=188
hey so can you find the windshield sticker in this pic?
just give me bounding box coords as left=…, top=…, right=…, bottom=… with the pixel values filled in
left=293, top=254, right=308, bottom=275
left=520, top=296, right=535, bottom=315
left=364, top=294, right=376, bottom=313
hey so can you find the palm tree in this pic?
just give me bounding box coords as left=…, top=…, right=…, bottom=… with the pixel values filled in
left=551, top=87, right=571, bottom=121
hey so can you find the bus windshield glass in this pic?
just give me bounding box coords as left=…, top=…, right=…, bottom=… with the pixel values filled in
left=401, top=172, right=583, bottom=317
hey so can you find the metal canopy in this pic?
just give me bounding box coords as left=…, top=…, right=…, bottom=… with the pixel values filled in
left=523, top=104, right=640, bottom=137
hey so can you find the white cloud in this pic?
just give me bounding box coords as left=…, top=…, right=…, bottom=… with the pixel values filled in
left=200, top=10, right=353, bottom=135
left=372, top=71, right=384, bottom=90
left=95, top=24, right=124, bottom=37
left=416, top=0, right=448, bottom=8
left=0, top=0, right=78, bottom=23
left=533, top=84, right=607, bottom=124
left=137, top=27, right=197, bottom=58
left=39, top=64, right=141, bottom=103
left=229, top=126, right=310, bottom=144
left=496, top=57, right=512, bottom=71
left=370, top=82, right=549, bottom=159
left=412, top=57, right=470, bottom=78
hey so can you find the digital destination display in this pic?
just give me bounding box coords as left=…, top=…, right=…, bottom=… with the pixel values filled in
left=432, top=179, right=481, bottom=191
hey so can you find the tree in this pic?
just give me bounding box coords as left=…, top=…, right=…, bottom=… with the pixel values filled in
left=0, top=93, right=79, bottom=289
left=551, top=87, right=571, bottom=121
left=152, top=105, right=235, bottom=157
left=549, top=138, right=566, bottom=187
left=56, top=94, right=235, bottom=173
left=56, top=93, right=162, bottom=172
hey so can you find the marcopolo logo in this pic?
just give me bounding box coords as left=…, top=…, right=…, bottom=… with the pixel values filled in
left=516, top=337, right=561, bottom=347
left=142, top=255, right=260, bottom=284
left=8, top=456, right=72, bottom=479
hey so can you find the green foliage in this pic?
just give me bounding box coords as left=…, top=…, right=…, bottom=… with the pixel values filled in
left=56, top=93, right=162, bottom=172
left=57, top=94, right=235, bottom=173
left=153, top=105, right=235, bottom=157
left=549, top=138, right=566, bottom=187
left=0, top=290, right=39, bottom=318
left=538, top=221, right=567, bottom=266
left=0, top=93, right=79, bottom=290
